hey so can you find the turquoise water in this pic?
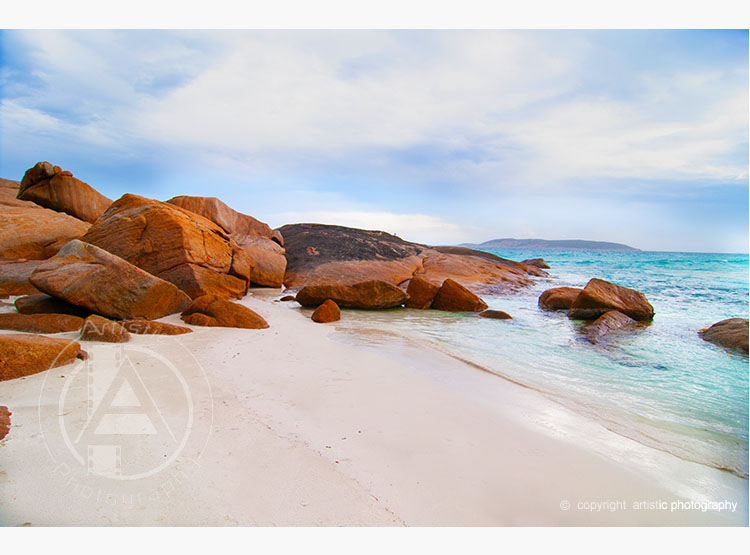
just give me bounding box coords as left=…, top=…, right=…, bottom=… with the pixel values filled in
left=342, top=249, right=750, bottom=478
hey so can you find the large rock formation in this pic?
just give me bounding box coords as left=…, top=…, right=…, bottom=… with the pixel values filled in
left=29, top=239, right=191, bottom=320
left=0, top=312, right=84, bottom=334
left=296, top=280, right=409, bottom=310
left=181, top=295, right=269, bottom=329
left=167, top=196, right=287, bottom=288
left=539, top=287, right=583, bottom=311
left=80, top=315, right=131, bottom=343
left=0, top=261, right=44, bottom=297
left=278, top=224, right=541, bottom=294
left=83, top=194, right=252, bottom=299
left=431, top=279, right=489, bottom=312
left=568, top=279, right=654, bottom=321
left=583, top=310, right=640, bottom=343
left=15, top=294, right=91, bottom=317
left=17, top=162, right=112, bottom=223
left=0, top=179, right=90, bottom=261
left=699, top=318, right=749, bottom=355
left=311, top=299, right=341, bottom=323
left=405, top=276, right=440, bottom=309
left=0, top=333, right=85, bottom=381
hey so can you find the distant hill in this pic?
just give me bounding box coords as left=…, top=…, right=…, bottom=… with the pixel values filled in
left=462, top=238, right=640, bottom=251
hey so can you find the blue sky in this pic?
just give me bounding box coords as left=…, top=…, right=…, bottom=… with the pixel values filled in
left=1, top=30, right=747, bottom=252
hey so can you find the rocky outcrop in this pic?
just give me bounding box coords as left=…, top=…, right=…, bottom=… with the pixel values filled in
left=29, top=240, right=191, bottom=320
left=278, top=224, right=541, bottom=293
left=0, top=333, right=85, bottom=381
left=522, top=258, right=550, bottom=269
left=296, top=280, right=409, bottom=310
left=120, top=318, right=192, bottom=335
left=18, top=162, right=112, bottom=223
left=699, top=318, right=749, bottom=355
left=539, top=287, right=583, bottom=311
left=0, top=261, right=44, bottom=297
left=167, top=196, right=287, bottom=288
left=478, top=310, right=512, bottom=320
left=583, top=310, right=639, bottom=343
left=1, top=180, right=90, bottom=261
left=431, top=279, right=488, bottom=312
left=181, top=295, right=269, bottom=329
left=405, top=276, right=440, bottom=309
left=83, top=194, right=252, bottom=298
left=0, top=312, right=84, bottom=333
left=311, top=299, right=341, bottom=323
left=15, top=294, right=91, bottom=317
left=568, top=279, right=654, bottom=321
left=80, top=314, right=130, bottom=343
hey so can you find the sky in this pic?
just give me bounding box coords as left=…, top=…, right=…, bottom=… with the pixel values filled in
left=0, top=30, right=747, bottom=253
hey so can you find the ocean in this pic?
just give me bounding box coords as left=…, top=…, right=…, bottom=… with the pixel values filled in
left=337, top=249, right=750, bottom=479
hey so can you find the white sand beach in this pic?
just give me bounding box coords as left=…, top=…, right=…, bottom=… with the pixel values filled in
left=0, top=290, right=746, bottom=526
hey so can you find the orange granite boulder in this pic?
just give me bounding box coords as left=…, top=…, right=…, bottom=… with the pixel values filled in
left=181, top=295, right=269, bottom=329
left=80, top=314, right=131, bottom=343
left=0, top=333, right=85, bottom=381
left=120, top=318, right=193, bottom=335
left=478, top=309, right=512, bottom=320
left=311, top=299, right=341, bottom=323
left=539, top=287, right=583, bottom=311
left=15, top=293, right=90, bottom=317
left=0, top=312, right=84, bottom=333
left=18, top=162, right=112, bottom=223
left=83, top=194, right=252, bottom=299
left=431, top=279, right=488, bottom=312
left=568, top=278, right=654, bottom=321
left=0, top=261, right=44, bottom=297
left=699, top=318, right=749, bottom=355
left=296, top=280, right=409, bottom=310
left=583, top=310, right=640, bottom=343
left=0, top=406, right=10, bottom=440
left=405, top=276, right=440, bottom=309
left=29, top=240, right=191, bottom=320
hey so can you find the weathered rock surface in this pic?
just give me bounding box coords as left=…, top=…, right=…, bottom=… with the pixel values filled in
left=30, top=239, right=191, bottom=320
left=0, top=312, right=84, bottom=333
left=0, top=406, right=10, bottom=441
left=296, top=280, right=409, bottom=310
left=431, top=279, right=488, bottom=312
left=278, top=224, right=541, bottom=293
left=522, top=258, right=551, bottom=269
left=278, top=295, right=297, bottom=302
left=120, top=318, right=193, bottom=335
left=18, top=162, right=112, bottom=223
left=15, top=294, right=91, bottom=317
left=83, top=194, right=252, bottom=298
left=699, top=318, right=749, bottom=355
left=167, top=196, right=287, bottom=288
left=181, top=295, right=269, bottom=329
left=311, top=299, right=341, bottom=323
left=583, top=310, right=639, bottom=343
left=539, top=287, right=583, bottom=311
left=0, top=261, right=44, bottom=297
left=405, top=276, right=440, bottom=309
left=1, top=179, right=90, bottom=261
left=478, top=310, right=512, bottom=320
left=568, top=279, right=654, bottom=321
left=0, top=333, right=85, bottom=381
left=80, top=314, right=130, bottom=343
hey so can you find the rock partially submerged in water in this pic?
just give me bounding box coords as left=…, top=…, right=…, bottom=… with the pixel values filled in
left=568, top=278, right=654, bottom=321
left=431, top=279, right=488, bottom=312
left=296, top=280, right=409, bottom=310
left=478, top=309, right=512, bottom=320
left=522, top=258, right=550, bottom=269
left=583, top=310, right=639, bottom=343
left=538, top=287, right=582, bottom=311
left=181, top=295, right=269, bottom=329
left=699, top=318, right=749, bottom=355
left=0, top=312, right=84, bottom=334
left=18, top=161, right=112, bottom=223
left=311, top=299, right=341, bottom=323
left=405, top=276, right=440, bottom=309
left=0, top=333, right=85, bottom=381
left=80, top=314, right=131, bottom=343
left=30, top=239, right=191, bottom=320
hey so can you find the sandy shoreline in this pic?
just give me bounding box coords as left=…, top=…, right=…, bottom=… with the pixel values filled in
left=0, top=290, right=747, bottom=526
